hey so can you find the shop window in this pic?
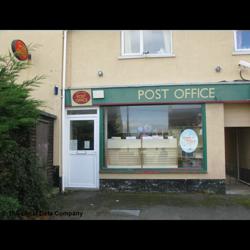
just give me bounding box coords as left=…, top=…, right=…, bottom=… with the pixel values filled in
left=104, top=105, right=203, bottom=170
left=122, top=30, right=172, bottom=56
left=235, top=30, right=250, bottom=51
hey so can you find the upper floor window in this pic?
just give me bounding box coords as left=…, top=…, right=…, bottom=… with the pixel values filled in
left=121, top=30, right=172, bottom=57
left=235, top=30, right=250, bottom=51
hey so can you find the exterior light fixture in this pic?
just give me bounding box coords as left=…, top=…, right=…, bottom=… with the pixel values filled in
left=98, top=70, right=103, bottom=77
left=215, top=66, right=222, bottom=73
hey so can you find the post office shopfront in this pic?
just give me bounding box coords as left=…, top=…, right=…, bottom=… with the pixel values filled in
left=63, top=82, right=250, bottom=193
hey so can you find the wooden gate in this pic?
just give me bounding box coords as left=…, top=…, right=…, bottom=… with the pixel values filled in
left=30, top=111, right=57, bottom=186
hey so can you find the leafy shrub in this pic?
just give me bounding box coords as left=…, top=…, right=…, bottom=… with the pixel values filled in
left=0, top=53, right=44, bottom=151
left=0, top=195, right=21, bottom=219
left=0, top=145, right=50, bottom=213
left=0, top=52, right=50, bottom=215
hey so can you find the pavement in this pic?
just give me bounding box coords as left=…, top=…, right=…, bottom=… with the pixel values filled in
left=226, top=182, right=250, bottom=195
left=46, top=183, right=250, bottom=220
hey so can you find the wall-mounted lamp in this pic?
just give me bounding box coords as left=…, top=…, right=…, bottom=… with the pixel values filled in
left=98, top=70, right=103, bottom=77
left=215, top=66, right=222, bottom=73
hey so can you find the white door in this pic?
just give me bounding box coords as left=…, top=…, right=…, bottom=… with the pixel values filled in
left=65, top=111, right=99, bottom=189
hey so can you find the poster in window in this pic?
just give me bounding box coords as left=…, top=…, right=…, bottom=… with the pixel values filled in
left=179, top=129, right=198, bottom=153
left=70, top=140, right=78, bottom=150
left=84, top=140, right=90, bottom=149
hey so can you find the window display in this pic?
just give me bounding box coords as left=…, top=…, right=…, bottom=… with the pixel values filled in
left=104, top=105, right=203, bottom=169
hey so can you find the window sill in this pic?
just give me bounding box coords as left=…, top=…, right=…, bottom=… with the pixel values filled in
left=118, top=54, right=176, bottom=60
left=100, top=168, right=207, bottom=174
left=232, top=51, right=250, bottom=55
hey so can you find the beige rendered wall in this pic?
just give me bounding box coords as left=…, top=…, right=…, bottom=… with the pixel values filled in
left=100, top=104, right=226, bottom=180
left=65, top=30, right=233, bottom=180
left=67, top=30, right=250, bottom=88
left=224, top=104, right=250, bottom=127
left=0, top=31, right=63, bottom=166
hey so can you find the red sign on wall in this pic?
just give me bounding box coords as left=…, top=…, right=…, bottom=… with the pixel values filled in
left=72, top=91, right=91, bottom=104
left=11, top=40, right=29, bottom=61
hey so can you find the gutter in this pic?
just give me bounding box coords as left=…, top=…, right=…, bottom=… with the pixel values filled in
left=61, top=30, right=67, bottom=192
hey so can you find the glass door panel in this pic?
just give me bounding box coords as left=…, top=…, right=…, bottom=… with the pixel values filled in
left=70, top=120, right=94, bottom=151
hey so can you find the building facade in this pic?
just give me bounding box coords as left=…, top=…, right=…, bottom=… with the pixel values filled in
left=1, top=30, right=250, bottom=193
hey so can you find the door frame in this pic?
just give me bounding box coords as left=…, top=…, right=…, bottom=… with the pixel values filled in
left=63, top=107, right=100, bottom=189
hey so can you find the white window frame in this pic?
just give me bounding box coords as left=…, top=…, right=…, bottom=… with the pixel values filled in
left=233, top=30, right=250, bottom=54
left=120, top=30, right=174, bottom=59
left=121, top=30, right=142, bottom=56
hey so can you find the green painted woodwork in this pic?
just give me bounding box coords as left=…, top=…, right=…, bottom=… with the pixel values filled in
left=65, top=82, right=250, bottom=174
left=65, top=82, right=250, bottom=106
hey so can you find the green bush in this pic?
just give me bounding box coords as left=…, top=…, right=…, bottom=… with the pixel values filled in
left=0, top=145, right=50, bottom=213
left=0, top=51, right=50, bottom=216
left=0, top=195, right=21, bottom=219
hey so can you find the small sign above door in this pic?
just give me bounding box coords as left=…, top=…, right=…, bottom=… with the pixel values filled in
left=71, top=89, right=92, bottom=106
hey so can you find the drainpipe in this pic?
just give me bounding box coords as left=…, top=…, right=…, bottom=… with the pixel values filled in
left=61, top=30, right=67, bottom=192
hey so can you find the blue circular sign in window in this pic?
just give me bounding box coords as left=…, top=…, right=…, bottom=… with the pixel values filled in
left=179, top=129, right=198, bottom=153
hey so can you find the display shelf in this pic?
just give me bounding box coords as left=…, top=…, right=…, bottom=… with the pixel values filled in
left=107, top=138, right=178, bottom=168
left=142, top=138, right=178, bottom=167
left=107, top=138, right=141, bottom=149
left=107, top=148, right=141, bottom=166
left=142, top=138, right=177, bottom=148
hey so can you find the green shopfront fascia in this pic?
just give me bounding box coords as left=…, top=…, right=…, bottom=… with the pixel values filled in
left=64, top=82, right=250, bottom=193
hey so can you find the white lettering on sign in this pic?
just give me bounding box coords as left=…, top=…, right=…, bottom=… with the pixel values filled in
left=138, top=89, right=170, bottom=100
left=145, top=89, right=155, bottom=100
left=138, top=88, right=215, bottom=100
left=174, top=89, right=185, bottom=99
left=191, top=88, right=198, bottom=98
left=209, top=88, right=215, bottom=98
left=138, top=90, right=144, bottom=100
left=200, top=88, right=208, bottom=98
left=155, top=89, right=161, bottom=99
left=162, top=89, right=169, bottom=99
